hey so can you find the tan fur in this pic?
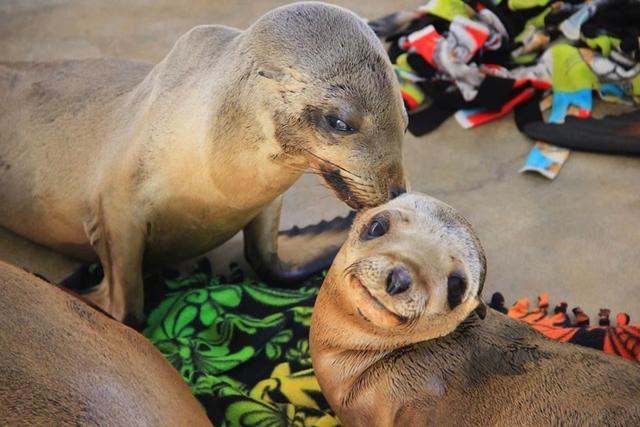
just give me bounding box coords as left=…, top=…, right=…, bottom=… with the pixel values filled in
left=0, top=261, right=212, bottom=426
left=0, top=2, right=407, bottom=322
left=311, top=193, right=640, bottom=426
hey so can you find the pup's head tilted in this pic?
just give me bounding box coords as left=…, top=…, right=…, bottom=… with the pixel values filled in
left=245, top=2, right=407, bottom=208
left=315, top=192, right=486, bottom=349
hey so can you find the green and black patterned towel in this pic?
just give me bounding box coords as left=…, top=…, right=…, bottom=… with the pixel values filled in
left=141, top=259, right=339, bottom=427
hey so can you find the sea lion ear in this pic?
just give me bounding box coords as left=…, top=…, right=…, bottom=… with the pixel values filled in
left=474, top=299, right=487, bottom=320
left=258, top=67, right=307, bottom=90
left=258, top=69, right=289, bottom=82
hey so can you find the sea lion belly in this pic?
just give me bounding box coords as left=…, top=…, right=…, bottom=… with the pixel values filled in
left=143, top=194, right=262, bottom=266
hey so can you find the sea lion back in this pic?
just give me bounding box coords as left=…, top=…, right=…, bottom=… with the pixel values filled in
left=0, top=261, right=212, bottom=426
left=0, top=59, right=152, bottom=251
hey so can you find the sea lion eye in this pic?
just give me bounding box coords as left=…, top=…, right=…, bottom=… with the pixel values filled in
left=364, top=216, right=389, bottom=240
left=447, top=272, right=467, bottom=310
left=326, top=115, right=354, bottom=133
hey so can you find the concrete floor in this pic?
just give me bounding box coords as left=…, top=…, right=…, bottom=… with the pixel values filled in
left=1, top=0, right=639, bottom=319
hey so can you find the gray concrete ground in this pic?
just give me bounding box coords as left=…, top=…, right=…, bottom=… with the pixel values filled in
left=1, top=0, right=639, bottom=319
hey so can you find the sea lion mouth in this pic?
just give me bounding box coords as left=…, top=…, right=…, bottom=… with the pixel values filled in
left=351, top=275, right=408, bottom=324
left=320, top=168, right=364, bottom=210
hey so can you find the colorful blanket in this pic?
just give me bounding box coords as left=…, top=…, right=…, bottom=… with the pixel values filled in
left=141, top=260, right=338, bottom=427
left=490, top=291, right=640, bottom=362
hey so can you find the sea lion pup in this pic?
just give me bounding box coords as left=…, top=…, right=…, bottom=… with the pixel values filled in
left=310, top=193, right=640, bottom=427
left=0, top=2, right=407, bottom=323
left=0, top=261, right=213, bottom=426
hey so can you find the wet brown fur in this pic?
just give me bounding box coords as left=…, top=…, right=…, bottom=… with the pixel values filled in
left=0, top=261, right=212, bottom=427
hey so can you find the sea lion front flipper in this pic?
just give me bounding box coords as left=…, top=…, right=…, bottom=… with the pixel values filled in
left=81, top=196, right=146, bottom=325
left=243, top=196, right=354, bottom=285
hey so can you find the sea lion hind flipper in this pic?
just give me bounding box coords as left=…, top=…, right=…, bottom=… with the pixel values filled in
left=275, top=211, right=355, bottom=281
left=279, top=210, right=355, bottom=237
left=244, top=197, right=354, bottom=286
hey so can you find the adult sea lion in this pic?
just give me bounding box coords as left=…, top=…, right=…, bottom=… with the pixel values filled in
left=310, top=192, right=640, bottom=426
left=0, top=261, right=213, bottom=426
left=0, top=2, right=407, bottom=323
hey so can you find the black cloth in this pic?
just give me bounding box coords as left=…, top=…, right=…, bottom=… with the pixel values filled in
left=522, top=110, right=640, bottom=155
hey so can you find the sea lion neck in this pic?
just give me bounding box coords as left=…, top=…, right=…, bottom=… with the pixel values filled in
left=314, top=309, right=543, bottom=424
left=117, top=27, right=305, bottom=209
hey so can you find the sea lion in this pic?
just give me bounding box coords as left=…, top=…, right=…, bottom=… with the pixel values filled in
left=0, top=261, right=213, bottom=426
left=310, top=192, right=640, bottom=426
left=0, top=2, right=407, bottom=323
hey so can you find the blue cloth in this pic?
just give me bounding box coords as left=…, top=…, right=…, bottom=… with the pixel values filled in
left=549, top=89, right=592, bottom=123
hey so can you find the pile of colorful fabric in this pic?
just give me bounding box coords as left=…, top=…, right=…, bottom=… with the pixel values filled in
left=59, top=259, right=637, bottom=427
left=369, top=0, right=640, bottom=179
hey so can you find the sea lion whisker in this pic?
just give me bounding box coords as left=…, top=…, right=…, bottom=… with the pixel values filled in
left=309, top=167, right=375, bottom=190
left=338, top=175, right=375, bottom=188
left=307, top=169, right=375, bottom=206
left=336, top=175, right=375, bottom=189
left=343, top=262, right=360, bottom=280
left=301, top=147, right=364, bottom=180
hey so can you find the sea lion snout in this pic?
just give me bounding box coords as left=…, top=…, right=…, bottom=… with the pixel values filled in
left=315, top=166, right=406, bottom=210
left=386, top=266, right=412, bottom=295
left=344, top=256, right=422, bottom=326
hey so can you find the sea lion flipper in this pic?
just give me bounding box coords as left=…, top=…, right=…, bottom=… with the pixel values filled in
left=244, top=197, right=354, bottom=285
left=81, top=200, right=146, bottom=324
left=275, top=211, right=355, bottom=281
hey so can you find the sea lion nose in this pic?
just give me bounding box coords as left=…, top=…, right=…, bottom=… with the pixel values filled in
left=389, top=185, right=406, bottom=200
left=386, top=266, right=412, bottom=295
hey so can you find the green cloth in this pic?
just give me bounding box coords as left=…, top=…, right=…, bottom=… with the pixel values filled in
left=550, top=43, right=598, bottom=92
left=418, top=0, right=471, bottom=21
left=142, top=260, right=339, bottom=427
left=508, top=0, right=552, bottom=11
left=584, top=35, right=621, bottom=57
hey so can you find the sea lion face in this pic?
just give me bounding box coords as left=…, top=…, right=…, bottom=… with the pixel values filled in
left=329, top=193, right=486, bottom=336
left=295, top=76, right=408, bottom=210
left=249, top=3, right=407, bottom=209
